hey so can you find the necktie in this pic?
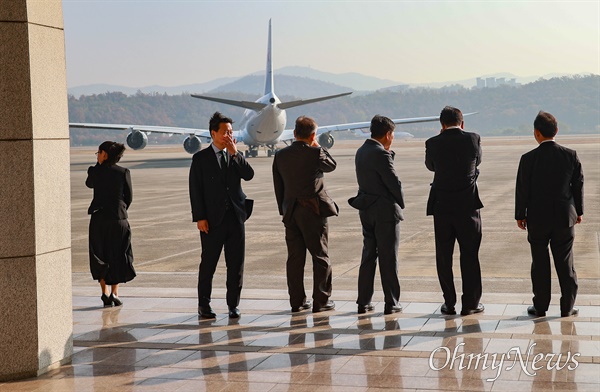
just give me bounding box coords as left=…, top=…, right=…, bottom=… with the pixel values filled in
left=220, top=150, right=228, bottom=171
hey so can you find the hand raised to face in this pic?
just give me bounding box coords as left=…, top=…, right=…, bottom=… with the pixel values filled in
left=212, top=122, right=237, bottom=155
left=223, top=134, right=238, bottom=155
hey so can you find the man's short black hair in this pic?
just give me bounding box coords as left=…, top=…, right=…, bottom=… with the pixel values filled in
left=294, top=116, right=318, bottom=139
left=439, top=106, right=463, bottom=127
left=534, top=111, right=558, bottom=138
left=209, top=111, right=233, bottom=133
left=370, top=115, right=395, bottom=139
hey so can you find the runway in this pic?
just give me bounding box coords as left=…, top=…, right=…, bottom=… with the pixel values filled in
left=70, top=136, right=600, bottom=296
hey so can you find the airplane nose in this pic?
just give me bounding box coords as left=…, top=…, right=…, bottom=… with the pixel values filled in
left=269, top=98, right=275, bottom=103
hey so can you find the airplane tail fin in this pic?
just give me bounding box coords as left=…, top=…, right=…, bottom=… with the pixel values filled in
left=190, top=20, right=275, bottom=112
left=265, top=19, right=274, bottom=95
left=190, top=20, right=352, bottom=113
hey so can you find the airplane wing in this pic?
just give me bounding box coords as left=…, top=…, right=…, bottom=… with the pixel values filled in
left=69, top=122, right=212, bottom=139
left=315, top=112, right=478, bottom=135
left=315, top=115, right=438, bottom=135
left=279, top=128, right=296, bottom=144
left=279, top=115, right=442, bottom=142
left=278, top=115, right=436, bottom=144
left=278, top=112, right=477, bottom=145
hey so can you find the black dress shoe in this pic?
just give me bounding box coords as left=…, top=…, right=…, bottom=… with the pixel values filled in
left=109, top=294, right=123, bottom=307
left=440, top=303, right=456, bottom=315
left=101, top=294, right=113, bottom=307
left=561, top=308, right=579, bottom=317
left=313, top=300, right=335, bottom=313
left=527, top=305, right=546, bottom=317
left=384, top=304, right=402, bottom=314
left=228, top=307, right=241, bottom=318
left=461, top=303, right=485, bottom=316
left=198, top=305, right=216, bottom=319
left=291, top=300, right=312, bottom=313
left=358, top=303, right=375, bottom=314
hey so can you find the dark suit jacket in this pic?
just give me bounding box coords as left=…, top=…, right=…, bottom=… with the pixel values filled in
left=515, top=141, right=584, bottom=227
left=189, top=145, right=254, bottom=226
left=425, top=127, right=483, bottom=215
left=348, top=139, right=404, bottom=222
left=272, top=141, right=338, bottom=223
left=86, top=163, right=132, bottom=219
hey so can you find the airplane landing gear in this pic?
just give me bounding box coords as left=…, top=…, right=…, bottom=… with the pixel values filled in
left=244, top=145, right=279, bottom=158
left=266, top=144, right=279, bottom=157
left=244, top=146, right=259, bottom=158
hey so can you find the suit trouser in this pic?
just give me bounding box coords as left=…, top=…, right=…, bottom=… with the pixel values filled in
left=284, top=205, right=332, bottom=309
left=198, top=209, right=245, bottom=308
left=433, top=210, right=482, bottom=310
left=528, top=224, right=578, bottom=312
left=356, top=211, right=401, bottom=307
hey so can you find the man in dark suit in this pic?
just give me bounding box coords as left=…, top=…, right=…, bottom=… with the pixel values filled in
left=189, top=112, right=254, bottom=319
left=516, top=111, right=584, bottom=318
left=349, top=115, right=404, bottom=315
left=273, top=116, right=338, bottom=313
left=425, top=106, right=484, bottom=316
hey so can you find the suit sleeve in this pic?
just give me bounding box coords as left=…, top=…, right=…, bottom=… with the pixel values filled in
left=425, top=139, right=435, bottom=172
left=189, top=156, right=206, bottom=222
left=475, top=134, right=482, bottom=167
left=85, top=164, right=98, bottom=188
left=319, top=148, right=337, bottom=173
left=123, top=168, right=133, bottom=209
left=380, top=150, right=405, bottom=209
left=515, top=155, right=529, bottom=220
left=571, top=151, right=584, bottom=216
left=231, top=151, right=254, bottom=181
left=272, top=155, right=284, bottom=215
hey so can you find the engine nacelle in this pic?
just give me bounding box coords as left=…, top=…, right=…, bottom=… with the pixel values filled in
left=318, top=132, right=334, bottom=149
left=126, top=131, right=148, bottom=150
left=183, top=135, right=202, bottom=154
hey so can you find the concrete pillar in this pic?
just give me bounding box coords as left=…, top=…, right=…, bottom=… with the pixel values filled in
left=0, top=0, right=72, bottom=380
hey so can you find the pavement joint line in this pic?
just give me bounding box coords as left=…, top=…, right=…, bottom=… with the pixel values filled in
left=135, top=247, right=201, bottom=266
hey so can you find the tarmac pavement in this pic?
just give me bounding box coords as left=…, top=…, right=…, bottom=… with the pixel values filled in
left=70, top=136, right=600, bottom=298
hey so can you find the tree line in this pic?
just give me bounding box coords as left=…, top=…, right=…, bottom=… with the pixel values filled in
left=69, top=75, right=599, bottom=146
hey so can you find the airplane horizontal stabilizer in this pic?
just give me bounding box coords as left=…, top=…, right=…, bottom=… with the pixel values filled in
left=278, top=92, right=352, bottom=110
left=191, top=94, right=267, bottom=111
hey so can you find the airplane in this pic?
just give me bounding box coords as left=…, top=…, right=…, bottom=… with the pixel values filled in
left=352, top=128, right=414, bottom=140
left=70, top=20, right=471, bottom=157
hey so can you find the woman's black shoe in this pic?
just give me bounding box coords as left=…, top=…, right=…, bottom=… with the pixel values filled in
left=109, top=294, right=123, bottom=307
left=101, top=294, right=113, bottom=307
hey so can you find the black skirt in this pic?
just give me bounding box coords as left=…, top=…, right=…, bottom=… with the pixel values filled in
left=89, top=211, right=136, bottom=285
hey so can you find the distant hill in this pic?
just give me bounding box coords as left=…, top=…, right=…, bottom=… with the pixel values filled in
left=68, top=77, right=237, bottom=97
left=275, top=66, right=401, bottom=91
left=209, top=74, right=353, bottom=97
left=68, top=66, right=591, bottom=97
left=391, top=72, right=588, bottom=90
left=68, top=75, right=599, bottom=147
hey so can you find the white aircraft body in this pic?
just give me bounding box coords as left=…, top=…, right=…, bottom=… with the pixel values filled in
left=70, top=21, right=468, bottom=157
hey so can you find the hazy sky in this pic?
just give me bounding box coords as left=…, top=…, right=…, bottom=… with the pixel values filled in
left=62, top=0, right=599, bottom=88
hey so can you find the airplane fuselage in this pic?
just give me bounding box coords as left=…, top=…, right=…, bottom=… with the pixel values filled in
left=238, top=92, right=286, bottom=146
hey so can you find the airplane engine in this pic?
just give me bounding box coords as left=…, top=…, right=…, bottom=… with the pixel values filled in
left=126, top=130, right=148, bottom=150
left=183, top=135, right=202, bottom=154
left=318, top=132, right=334, bottom=149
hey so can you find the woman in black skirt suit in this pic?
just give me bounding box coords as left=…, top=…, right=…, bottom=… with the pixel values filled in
left=86, top=141, right=136, bottom=307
